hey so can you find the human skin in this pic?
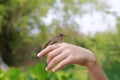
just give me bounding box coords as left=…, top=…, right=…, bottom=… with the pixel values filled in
left=37, top=43, right=108, bottom=80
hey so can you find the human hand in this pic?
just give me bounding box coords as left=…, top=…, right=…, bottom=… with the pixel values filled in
left=37, top=43, right=96, bottom=72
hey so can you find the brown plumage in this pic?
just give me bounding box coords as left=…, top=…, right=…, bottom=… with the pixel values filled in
left=43, top=33, right=66, bottom=49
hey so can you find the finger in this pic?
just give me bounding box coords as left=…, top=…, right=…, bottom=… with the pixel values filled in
left=46, top=51, right=68, bottom=71
left=37, top=44, right=60, bottom=57
left=53, top=56, right=73, bottom=72
left=47, top=46, right=64, bottom=63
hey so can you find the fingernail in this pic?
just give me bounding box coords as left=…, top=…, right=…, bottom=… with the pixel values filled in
left=37, top=53, right=41, bottom=57
left=37, top=54, right=39, bottom=57
left=46, top=67, right=48, bottom=71
left=52, top=68, right=56, bottom=72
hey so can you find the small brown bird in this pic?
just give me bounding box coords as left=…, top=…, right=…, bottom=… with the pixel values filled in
left=36, top=33, right=65, bottom=61
left=43, top=33, right=66, bottom=49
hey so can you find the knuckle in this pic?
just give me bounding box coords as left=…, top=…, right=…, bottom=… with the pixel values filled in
left=69, top=55, right=75, bottom=61
left=48, top=52, right=54, bottom=58
left=52, top=57, right=58, bottom=62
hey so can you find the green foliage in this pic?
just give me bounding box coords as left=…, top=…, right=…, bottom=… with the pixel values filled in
left=104, top=61, right=120, bottom=80
left=0, top=0, right=54, bottom=65
left=0, top=63, right=77, bottom=80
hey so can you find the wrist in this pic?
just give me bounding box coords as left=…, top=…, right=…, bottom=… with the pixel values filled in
left=86, top=56, right=97, bottom=69
left=86, top=60, right=108, bottom=80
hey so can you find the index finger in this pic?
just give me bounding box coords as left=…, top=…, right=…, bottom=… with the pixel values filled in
left=37, top=44, right=60, bottom=57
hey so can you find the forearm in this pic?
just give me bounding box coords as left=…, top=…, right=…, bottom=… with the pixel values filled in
left=87, top=61, right=108, bottom=80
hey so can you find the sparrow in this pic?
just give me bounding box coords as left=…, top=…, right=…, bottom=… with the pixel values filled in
left=43, top=33, right=66, bottom=49
left=36, top=33, right=65, bottom=59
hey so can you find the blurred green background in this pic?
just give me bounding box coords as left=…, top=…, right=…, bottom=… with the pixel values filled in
left=0, top=0, right=120, bottom=80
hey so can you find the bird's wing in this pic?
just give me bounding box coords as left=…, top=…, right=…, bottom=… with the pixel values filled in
left=43, top=38, right=57, bottom=49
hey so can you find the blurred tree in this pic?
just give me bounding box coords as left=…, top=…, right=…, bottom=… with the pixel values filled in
left=0, top=0, right=54, bottom=71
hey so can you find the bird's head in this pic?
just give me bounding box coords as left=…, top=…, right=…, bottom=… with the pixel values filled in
left=57, top=33, right=66, bottom=39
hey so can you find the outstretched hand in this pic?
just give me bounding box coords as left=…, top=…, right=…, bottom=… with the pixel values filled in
left=37, top=43, right=108, bottom=80
left=37, top=43, right=96, bottom=72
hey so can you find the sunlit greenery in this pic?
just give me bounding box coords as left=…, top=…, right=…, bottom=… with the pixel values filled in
left=0, top=0, right=120, bottom=80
